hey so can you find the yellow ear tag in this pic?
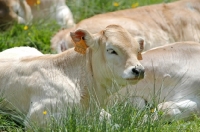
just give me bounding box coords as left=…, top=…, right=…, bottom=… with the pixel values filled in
left=74, top=37, right=88, bottom=54
left=137, top=52, right=143, bottom=60
left=26, top=0, right=36, bottom=6
left=26, top=0, right=40, bottom=6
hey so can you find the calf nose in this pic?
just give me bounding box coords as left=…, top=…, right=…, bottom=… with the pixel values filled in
left=132, top=68, right=139, bottom=75
left=132, top=66, right=145, bottom=78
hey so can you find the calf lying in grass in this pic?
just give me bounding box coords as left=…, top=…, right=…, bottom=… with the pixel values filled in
left=0, top=25, right=144, bottom=130
left=110, top=41, right=200, bottom=122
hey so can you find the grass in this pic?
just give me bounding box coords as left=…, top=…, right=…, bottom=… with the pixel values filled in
left=1, top=0, right=200, bottom=131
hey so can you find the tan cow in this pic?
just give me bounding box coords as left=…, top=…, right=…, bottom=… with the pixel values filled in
left=0, top=0, right=74, bottom=30
left=51, top=0, right=200, bottom=53
left=109, top=41, right=200, bottom=121
left=0, top=25, right=144, bottom=129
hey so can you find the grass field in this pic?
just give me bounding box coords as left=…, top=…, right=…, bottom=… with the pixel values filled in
left=1, top=0, right=200, bottom=131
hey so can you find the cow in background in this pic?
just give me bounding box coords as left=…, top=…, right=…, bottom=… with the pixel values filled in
left=0, top=0, right=75, bottom=31
left=51, top=0, right=200, bottom=53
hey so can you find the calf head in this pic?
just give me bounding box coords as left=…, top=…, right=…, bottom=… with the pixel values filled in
left=70, top=25, right=145, bottom=87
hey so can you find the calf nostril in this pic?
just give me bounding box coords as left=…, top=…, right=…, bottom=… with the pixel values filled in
left=132, top=68, right=139, bottom=75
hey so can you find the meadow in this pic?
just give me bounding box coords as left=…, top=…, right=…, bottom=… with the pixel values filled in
left=1, top=0, right=200, bottom=131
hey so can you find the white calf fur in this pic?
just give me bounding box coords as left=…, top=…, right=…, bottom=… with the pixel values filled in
left=111, top=41, right=200, bottom=121
left=0, top=46, right=43, bottom=59
left=0, top=25, right=144, bottom=128
left=157, top=100, right=198, bottom=121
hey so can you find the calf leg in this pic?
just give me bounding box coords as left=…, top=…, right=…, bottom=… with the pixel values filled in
left=56, top=6, right=75, bottom=28
left=24, top=100, right=65, bottom=130
left=19, top=0, right=33, bottom=24
left=158, top=100, right=198, bottom=121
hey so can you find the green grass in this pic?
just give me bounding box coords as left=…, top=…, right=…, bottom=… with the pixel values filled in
left=1, top=0, right=200, bottom=131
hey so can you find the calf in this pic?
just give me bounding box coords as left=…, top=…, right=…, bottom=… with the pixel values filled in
left=0, top=0, right=74, bottom=30
left=51, top=0, right=200, bottom=53
left=0, top=25, right=144, bottom=129
left=110, top=41, right=200, bottom=121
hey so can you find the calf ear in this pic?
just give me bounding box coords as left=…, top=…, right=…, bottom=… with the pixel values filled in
left=70, top=29, right=93, bottom=54
left=135, top=37, right=144, bottom=60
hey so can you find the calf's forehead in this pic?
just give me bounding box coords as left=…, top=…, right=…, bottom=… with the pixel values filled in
left=103, top=26, right=139, bottom=52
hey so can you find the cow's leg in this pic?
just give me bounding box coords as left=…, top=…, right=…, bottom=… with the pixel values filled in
left=24, top=100, right=64, bottom=130
left=158, top=100, right=198, bottom=121
left=17, top=16, right=26, bottom=24
left=24, top=101, right=49, bottom=129
left=56, top=6, right=75, bottom=28
left=18, top=0, right=33, bottom=24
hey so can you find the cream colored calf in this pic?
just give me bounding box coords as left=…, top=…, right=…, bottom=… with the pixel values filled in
left=0, top=25, right=144, bottom=129
left=110, top=41, right=200, bottom=121
left=51, top=0, right=200, bottom=53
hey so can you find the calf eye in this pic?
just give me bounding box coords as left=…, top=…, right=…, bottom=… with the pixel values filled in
left=107, top=49, right=118, bottom=55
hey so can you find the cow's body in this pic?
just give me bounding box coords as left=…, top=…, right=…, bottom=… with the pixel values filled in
left=0, top=0, right=74, bottom=30
left=51, top=0, right=200, bottom=53
left=110, top=41, right=200, bottom=121
left=0, top=25, right=144, bottom=129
